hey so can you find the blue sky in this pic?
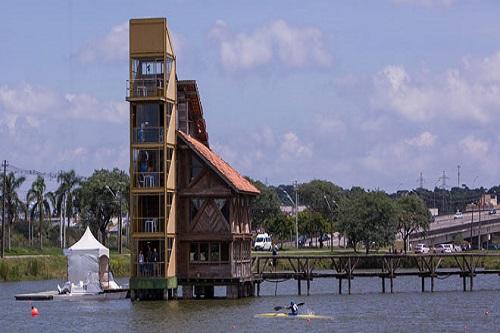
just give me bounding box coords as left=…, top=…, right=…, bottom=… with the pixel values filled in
left=1, top=0, right=500, bottom=192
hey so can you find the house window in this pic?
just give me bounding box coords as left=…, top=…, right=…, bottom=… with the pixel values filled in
left=199, top=243, right=208, bottom=261
left=210, top=243, right=220, bottom=261
left=190, top=243, right=198, bottom=261
left=221, top=243, right=229, bottom=261
left=190, top=198, right=204, bottom=223
left=190, top=242, right=230, bottom=263
left=190, top=155, right=203, bottom=181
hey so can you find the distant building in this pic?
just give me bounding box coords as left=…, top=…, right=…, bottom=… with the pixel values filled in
left=280, top=205, right=307, bottom=216
left=480, top=194, right=497, bottom=208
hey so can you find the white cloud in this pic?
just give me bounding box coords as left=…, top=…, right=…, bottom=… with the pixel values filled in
left=209, top=19, right=333, bottom=70
left=280, top=131, right=312, bottom=159
left=405, top=131, right=436, bottom=147
left=0, top=83, right=59, bottom=128
left=392, top=0, right=455, bottom=7
left=78, top=22, right=129, bottom=63
left=64, top=93, right=128, bottom=123
left=372, top=53, right=500, bottom=123
left=314, top=114, right=346, bottom=135
left=0, top=83, right=127, bottom=131
left=459, top=135, right=489, bottom=155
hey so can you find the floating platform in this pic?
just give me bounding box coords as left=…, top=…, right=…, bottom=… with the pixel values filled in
left=15, top=290, right=58, bottom=301
left=15, top=289, right=130, bottom=301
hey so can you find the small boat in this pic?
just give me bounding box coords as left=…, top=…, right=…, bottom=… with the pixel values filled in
left=254, top=313, right=333, bottom=320
left=16, top=227, right=128, bottom=301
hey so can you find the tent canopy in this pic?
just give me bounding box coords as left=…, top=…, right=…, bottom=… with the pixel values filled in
left=64, top=227, right=109, bottom=284
left=64, top=226, right=109, bottom=258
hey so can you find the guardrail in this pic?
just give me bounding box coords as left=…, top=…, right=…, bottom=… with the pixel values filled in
left=132, top=218, right=164, bottom=233
left=127, top=79, right=165, bottom=98
left=136, top=262, right=165, bottom=278
left=133, top=127, right=164, bottom=144
left=132, top=172, right=164, bottom=188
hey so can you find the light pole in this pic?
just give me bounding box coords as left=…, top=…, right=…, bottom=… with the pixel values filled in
left=106, top=185, right=122, bottom=254
left=282, top=186, right=298, bottom=248
left=323, top=195, right=337, bottom=252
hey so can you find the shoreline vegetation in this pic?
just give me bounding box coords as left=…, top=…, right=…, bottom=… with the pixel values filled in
left=0, top=248, right=130, bottom=282
left=1, top=248, right=498, bottom=282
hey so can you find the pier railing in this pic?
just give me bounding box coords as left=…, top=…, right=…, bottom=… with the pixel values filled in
left=252, top=253, right=500, bottom=295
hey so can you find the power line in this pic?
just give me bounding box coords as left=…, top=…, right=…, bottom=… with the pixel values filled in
left=7, top=164, right=61, bottom=180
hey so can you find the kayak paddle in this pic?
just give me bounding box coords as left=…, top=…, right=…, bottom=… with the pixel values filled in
left=274, top=302, right=304, bottom=311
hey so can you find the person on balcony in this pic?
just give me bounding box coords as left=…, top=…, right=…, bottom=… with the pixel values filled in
left=152, top=248, right=159, bottom=276
left=138, top=251, right=145, bottom=275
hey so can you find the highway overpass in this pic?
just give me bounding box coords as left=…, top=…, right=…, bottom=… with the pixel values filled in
left=410, top=210, right=500, bottom=246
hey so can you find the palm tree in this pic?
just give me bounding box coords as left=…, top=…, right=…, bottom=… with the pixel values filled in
left=1, top=172, right=26, bottom=251
left=19, top=199, right=32, bottom=246
left=56, top=170, right=81, bottom=247
left=27, top=176, right=50, bottom=249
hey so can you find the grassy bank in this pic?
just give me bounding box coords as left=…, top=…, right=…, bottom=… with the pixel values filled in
left=0, top=254, right=131, bottom=282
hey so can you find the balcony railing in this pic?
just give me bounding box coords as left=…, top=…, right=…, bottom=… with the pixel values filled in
left=136, top=262, right=165, bottom=278
left=133, top=126, right=164, bottom=144
left=127, top=79, right=165, bottom=99
left=133, top=172, right=164, bottom=188
left=133, top=217, right=165, bottom=233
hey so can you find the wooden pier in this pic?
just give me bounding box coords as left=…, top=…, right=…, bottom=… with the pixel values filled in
left=252, top=253, right=500, bottom=296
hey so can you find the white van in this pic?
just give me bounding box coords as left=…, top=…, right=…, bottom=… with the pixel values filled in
left=254, top=233, right=272, bottom=251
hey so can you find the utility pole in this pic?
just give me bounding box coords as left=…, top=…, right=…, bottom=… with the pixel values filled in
left=294, top=180, right=298, bottom=249
left=1, top=160, right=7, bottom=258
left=457, top=165, right=461, bottom=188
left=105, top=185, right=122, bottom=254
left=470, top=204, right=474, bottom=249
left=118, top=191, right=122, bottom=254
left=439, top=170, right=449, bottom=189
left=438, top=171, right=449, bottom=213
left=478, top=195, right=483, bottom=250
left=324, top=195, right=337, bottom=253
left=417, top=172, right=424, bottom=189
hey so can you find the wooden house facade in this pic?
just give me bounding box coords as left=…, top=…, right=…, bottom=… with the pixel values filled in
left=176, top=131, right=259, bottom=298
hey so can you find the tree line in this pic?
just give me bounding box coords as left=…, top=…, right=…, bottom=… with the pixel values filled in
left=251, top=180, right=438, bottom=253
left=2, top=169, right=496, bottom=254
left=0, top=168, right=128, bottom=251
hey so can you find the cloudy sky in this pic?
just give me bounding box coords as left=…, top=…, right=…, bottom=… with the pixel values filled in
left=1, top=0, right=500, bottom=192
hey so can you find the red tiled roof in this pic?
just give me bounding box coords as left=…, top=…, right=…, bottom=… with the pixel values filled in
left=177, top=131, right=260, bottom=195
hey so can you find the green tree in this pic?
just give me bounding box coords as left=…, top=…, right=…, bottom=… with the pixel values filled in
left=56, top=170, right=81, bottom=247
left=298, top=210, right=329, bottom=247
left=78, top=169, right=129, bottom=245
left=396, top=195, right=431, bottom=253
left=0, top=172, right=26, bottom=250
left=299, top=180, right=343, bottom=218
left=264, top=213, right=293, bottom=248
left=27, top=176, right=51, bottom=249
left=249, top=180, right=281, bottom=231
left=337, top=189, right=397, bottom=253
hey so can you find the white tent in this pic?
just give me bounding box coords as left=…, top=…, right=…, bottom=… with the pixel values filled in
left=64, top=227, right=109, bottom=286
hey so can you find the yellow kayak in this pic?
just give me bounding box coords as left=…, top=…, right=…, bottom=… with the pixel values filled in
left=255, top=313, right=333, bottom=320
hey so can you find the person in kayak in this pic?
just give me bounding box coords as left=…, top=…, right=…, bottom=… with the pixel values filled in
left=289, top=301, right=299, bottom=315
